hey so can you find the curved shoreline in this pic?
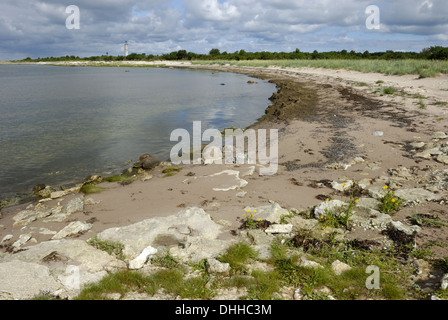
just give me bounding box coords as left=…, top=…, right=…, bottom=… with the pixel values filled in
left=0, top=64, right=278, bottom=209
left=1, top=62, right=448, bottom=300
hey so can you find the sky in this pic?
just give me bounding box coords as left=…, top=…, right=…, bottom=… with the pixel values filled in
left=0, top=0, right=447, bottom=60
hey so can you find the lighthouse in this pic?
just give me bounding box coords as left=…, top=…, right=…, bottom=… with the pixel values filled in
left=124, top=41, right=129, bottom=57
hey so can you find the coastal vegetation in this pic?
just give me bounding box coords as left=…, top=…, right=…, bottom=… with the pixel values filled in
left=12, top=46, right=448, bottom=78
left=17, top=46, right=448, bottom=63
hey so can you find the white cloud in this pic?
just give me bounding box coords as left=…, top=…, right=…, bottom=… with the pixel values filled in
left=0, top=0, right=447, bottom=60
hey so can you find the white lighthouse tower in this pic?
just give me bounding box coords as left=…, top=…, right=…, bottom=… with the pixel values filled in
left=124, top=41, right=129, bottom=57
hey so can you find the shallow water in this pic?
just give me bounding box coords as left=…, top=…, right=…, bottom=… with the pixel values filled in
left=0, top=65, right=275, bottom=201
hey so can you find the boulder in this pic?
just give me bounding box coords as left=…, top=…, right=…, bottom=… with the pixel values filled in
left=0, top=260, right=62, bottom=300
left=264, top=224, right=293, bottom=234
left=66, top=197, right=85, bottom=214
left=128, top=246, right=158, bottom=270
left=97, top=207, right=234, bottom=263
left=206, top=258, right=230, bottom=275
left=313, top=200, right=347, bottom=220
left=432, top=132, right=447, bottom=139
left=52, top=221, right=92, bottom=240
left=394, top=188, right=440, bottom=202
left=436, top=155, right=448, bottom=165
left=33, top=184, right=53, bottom=198
left=331, top=180, right=353, bottom=192
left=243, top=203, right=290, bottom=224
left=331, top=260, right=352, bottom=275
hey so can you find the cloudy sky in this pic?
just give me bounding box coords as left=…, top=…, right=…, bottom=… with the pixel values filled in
left=1, top=0, right=447, bottom=60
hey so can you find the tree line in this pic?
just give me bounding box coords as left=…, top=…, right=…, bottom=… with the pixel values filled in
left=20, top=46, right=448, bottom=62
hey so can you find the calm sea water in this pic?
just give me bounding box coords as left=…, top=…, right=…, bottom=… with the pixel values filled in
left=0, top=64, right=275, bottom=202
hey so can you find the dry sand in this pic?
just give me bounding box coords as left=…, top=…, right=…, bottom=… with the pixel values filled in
left=1, top=63, right=448, bottom=258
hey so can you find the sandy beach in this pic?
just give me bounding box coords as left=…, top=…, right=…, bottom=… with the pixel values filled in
left=1, top=62, right=448, bottom=300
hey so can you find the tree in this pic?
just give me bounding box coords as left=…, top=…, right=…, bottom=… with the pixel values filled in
left=209, top=48, right=220, bottom=56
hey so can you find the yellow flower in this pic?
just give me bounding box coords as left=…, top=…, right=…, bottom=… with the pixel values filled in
left=253, top=210, right=257, bottom=213
left=258, top=218, right=262, bottom=221
left=383, top=185, right=388, bottom=189
left=326, top=226, right=329, bottom=229
left=342, top=183, right=346, bottom=187
left=391, top=198, right=396, bottom=203
left=251, top=213, right=254, bottom=217
left=326, top=198, right=330, bottom=202
left=320, top=215, right=324, bottom=220
left=243, top=214, right=245, bottom=217
left=246, top=209, right=251, bottom=212
left=355, top=199, right=359, bottom=203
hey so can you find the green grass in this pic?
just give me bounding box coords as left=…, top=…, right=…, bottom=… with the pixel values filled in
left=435, top=101, right=448, bottom=106
left=269, top=235, right=414, bottom=300
left=217, top=242, right=258, bottom=275
left=150, top=252, right=182, bottom=269
left=408, top=214, right=448, bottom=228
left=87, top=237, right=126, bottom=260
left=192, top=59, right=448, bottom=77
left=104, top=175, right=135, bottom=184
left=415, top=99, right=427, bottom=109
left=162, top=166, right=182, bottom=177
left=75, top=268, right=214, bottom=300
left=381, top=87, right=396, bottom=95
left=79, top=183, right=105, bottom=194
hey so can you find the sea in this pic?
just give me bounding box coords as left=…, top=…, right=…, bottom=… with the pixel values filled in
left=0, top=64, right=276, bottom=203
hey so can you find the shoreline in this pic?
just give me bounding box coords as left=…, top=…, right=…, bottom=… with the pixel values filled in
left=1, top=62, right=448, bottom=300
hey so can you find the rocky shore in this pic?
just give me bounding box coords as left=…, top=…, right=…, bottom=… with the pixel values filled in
left=0, top=63, right=447, bottom=300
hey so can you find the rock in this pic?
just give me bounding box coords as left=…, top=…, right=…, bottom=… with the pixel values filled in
left=394, top=188, right=440, bottom=202
left=264, top=224, right=293, bottom=234
left=52, top=221, right=92, bottom=240
left=414, top=151, right=432, bottom=159
left=331, top=180, right=353, bottom=192
left=388, top=220, right=421, bottom=235
left=12, top=233, right=32, bottom=249
left=141, top=156, right=161, bottom=170
left=386, top=221, right=421, bottom=247
left=245, top=229, right=274, bottom=260
left=293, top=288, right=303, bottom=300
left=373, top=131, right=384, bottom=137
left=441, top=274, right=448, bottom=290
left=84, top=175, right=103, bottom=184
left=436, top=155, right=448, bottom=165
left=288, top=216, right=319, bottom=231
left=0, top=260, right=62, bottom=300
left=313, top=200, right=347, bottom=220
left=410, top=142, right=425, bottom=149
left=425, top=148, right=443, bottom=155
left=246, top=261, right=274, bottom=274
left=2, top=239, right=126, bottom=298
left=367, top=186, right=388, bottom=199
left=331, top=260, right=352, bottom=275
left=128, top=246, right=158, bottom=270
left=299, top=258, right=322, bottom=269
left=247, top=80, right=255, bottom=84
left=243, top=203, right=290, bottom=224
left=66, top=197, right=84, bottom=214
left=50, top=191, right=66, bottom=199
left=97, top=207, right=234, bottom=262
left=1, top=234, right=13, bottom=243
left=388, top=167, right=413, bottom=180
left=206, top=258, right=230, bottom=275
left=432, top=132, right=447, bottom=139
left=33, top=184, right=53, bottom=198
